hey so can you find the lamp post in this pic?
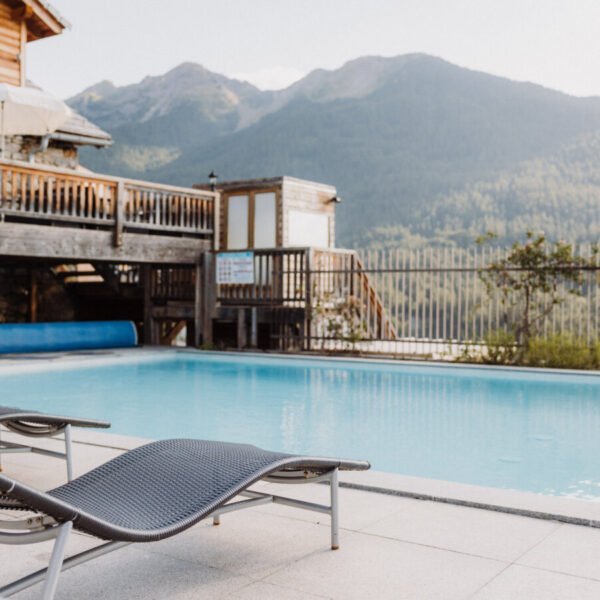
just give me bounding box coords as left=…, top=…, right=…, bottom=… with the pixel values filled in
left=208, top=170, right=218, bottom=192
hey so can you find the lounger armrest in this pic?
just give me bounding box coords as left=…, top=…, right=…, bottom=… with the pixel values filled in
left=0, top=413, right=110, bottom=429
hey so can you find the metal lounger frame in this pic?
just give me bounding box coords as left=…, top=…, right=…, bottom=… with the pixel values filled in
left=0, top=468, right=340, bottom=600
left=0, top=424, right=75, bottom=482
left=0, top=409, right=110, bottom=482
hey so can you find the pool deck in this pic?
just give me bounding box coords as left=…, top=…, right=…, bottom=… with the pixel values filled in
left=3, top=431, right=600, bottom=599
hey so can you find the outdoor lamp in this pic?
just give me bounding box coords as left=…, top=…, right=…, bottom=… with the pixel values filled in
left=209, top=170, right=218, bottom=191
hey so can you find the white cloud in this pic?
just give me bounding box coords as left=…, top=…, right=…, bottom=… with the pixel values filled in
left=231, top=66, right=307, bottom=90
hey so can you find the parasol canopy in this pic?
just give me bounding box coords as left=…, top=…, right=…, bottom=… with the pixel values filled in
left=0, top=83, right=71, bottom=137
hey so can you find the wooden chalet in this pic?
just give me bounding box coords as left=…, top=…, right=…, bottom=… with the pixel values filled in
left=0, top=0, right=393, bottom=352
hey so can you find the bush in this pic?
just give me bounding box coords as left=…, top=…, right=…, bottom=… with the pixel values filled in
left=482, top=330, right=518, bottom=365
left=524, top=334, right=598, bottom=370
left=593, top=340, right=600, bottom=367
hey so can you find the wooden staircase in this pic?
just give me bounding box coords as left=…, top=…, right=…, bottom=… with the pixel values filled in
left=311, top=249, right=397, bottom=341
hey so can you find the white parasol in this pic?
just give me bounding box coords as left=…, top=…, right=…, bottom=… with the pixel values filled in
left=0, top=83, right=71, bottom=157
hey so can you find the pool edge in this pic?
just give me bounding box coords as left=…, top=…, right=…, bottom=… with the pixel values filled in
left=339, top=469, right=600, bottom=528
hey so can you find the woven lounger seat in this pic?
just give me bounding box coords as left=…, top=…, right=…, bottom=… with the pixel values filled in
left=0, top=405, right=110, bottom=482
left=0, top=438, right=370, bottom=599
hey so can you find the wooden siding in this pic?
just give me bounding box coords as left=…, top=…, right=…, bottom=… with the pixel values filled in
left=281, top=178, right=336, bottom=248
left=0, top=3, right=24, bottom=86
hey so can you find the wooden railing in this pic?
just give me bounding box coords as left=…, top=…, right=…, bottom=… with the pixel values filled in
left=0, top=159, right=218, bottom=243
left=216, top=247, right=397, bottom=344
left=311, top=249, right=397, bottom=340
left=151, top=265, right=196, bottom=301
left=218, top=248, right=308, bottom=306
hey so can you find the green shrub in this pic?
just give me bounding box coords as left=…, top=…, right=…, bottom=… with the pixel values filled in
left=524, top=334, right=597, bottom=370
left=593, top=340, right=600, bottom=368
left=482, top=330, right=518, bottom=365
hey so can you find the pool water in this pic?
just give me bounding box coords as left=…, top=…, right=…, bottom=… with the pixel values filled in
left=2, top=352, right=600, bottom=499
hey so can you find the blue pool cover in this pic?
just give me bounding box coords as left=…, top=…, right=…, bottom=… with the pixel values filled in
left=0, top=321, right=138, bottom=354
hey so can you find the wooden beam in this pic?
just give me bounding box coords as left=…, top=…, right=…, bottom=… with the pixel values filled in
left=161, top=320, right=186, bottom=345
left=20, top=0, right=66, bottom=40
left=0, top=223, right=210, bottom=264
left=114, top=180, right=125, bottom=247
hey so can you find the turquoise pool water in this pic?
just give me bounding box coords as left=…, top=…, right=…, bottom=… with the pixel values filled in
left=2, top=352, right=600, bottom=499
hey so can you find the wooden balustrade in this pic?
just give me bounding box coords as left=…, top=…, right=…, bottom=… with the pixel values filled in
left=0, top=162, right=117, bottom=225
left=0, top=159, right=217, bottom=243
left=123, top=184, right=214, bottom=234
left=151, top=265, right=196, bottom=301
left=217, top=248, right=308, bottom=306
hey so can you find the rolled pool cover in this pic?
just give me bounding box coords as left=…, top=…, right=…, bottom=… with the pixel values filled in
left=0, top=321, right=138, bottom=354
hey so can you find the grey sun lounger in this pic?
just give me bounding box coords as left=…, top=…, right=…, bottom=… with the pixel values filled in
left=0, top=438, right=370, bottom=599
left=0, top=406, right=111, bottom=481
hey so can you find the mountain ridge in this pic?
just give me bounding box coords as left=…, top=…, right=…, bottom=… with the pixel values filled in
left=68, top=54, right=600, bottom=247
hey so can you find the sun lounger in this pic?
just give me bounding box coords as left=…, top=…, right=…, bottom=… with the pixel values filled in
left=0, top=406, right=110, bottom=481
left=0, top=438, right=370, bottom=599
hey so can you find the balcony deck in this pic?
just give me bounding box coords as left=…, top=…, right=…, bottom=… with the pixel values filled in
left=0, top=160, right=219, bottom=264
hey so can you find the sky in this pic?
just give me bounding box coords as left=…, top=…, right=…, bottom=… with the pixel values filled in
left=27, top=0, right=600, bottom=100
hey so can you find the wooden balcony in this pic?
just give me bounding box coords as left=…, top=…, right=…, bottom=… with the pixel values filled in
left=0, top=159, right=219, bottom=264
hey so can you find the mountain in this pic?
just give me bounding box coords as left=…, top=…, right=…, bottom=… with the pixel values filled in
left=69, top=62, right=267, bottom=174
left=68, top=54, right=600, bottom=247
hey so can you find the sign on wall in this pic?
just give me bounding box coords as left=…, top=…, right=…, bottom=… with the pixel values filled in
left=216, top=251, right=255, bottom=285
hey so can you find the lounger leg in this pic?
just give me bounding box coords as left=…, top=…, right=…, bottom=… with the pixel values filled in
left=42, top=521, right=72, bottom=600
left=64, top=425, right=73, bottom=482
left=212, top=515, right=220, bottom=526
left=0, top=427, right=3, bottom=472
left=330, top=468, right=339, bottom=550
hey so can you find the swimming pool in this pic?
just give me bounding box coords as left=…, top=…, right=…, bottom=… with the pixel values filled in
left=2, top=351, right=600, bottom=499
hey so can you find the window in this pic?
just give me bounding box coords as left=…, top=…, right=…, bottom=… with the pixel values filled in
left=253, top=192, right=276, bottom=248
left=227, top=195, right=249, bottom=249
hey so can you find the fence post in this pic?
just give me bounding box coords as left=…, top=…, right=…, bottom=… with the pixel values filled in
left=305, top=249, right=312, bottom=351
left=114, top=180, right=125, bottom=248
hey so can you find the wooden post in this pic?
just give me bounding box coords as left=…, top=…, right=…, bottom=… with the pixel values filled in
left=202, top=252, right=215, bottom=345
left=250, top=307, right=258, bottom=348
left=142, top=265, right=153, bottom=345
left=213, top=192, right=220, bottom=251
left=193, top=261, right=202, bottom=347
left=305, top=249, right=312, bottom=351
left=29, top=268, right=38, bottom=323
left=237, top=308, right=247, bottom=349
left=114, top=180, right=126, bottom=247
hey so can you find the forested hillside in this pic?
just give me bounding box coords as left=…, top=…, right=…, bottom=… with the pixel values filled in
left=69, top=54, right=600, bottom=247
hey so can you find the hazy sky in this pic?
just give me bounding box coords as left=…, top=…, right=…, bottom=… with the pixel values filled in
left=27, top=0, right=600, bottom=99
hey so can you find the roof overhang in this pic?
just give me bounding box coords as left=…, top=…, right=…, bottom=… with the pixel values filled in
left=49, top=131, right=113, bottom=148
left=9, top=0, right=69, bottom=41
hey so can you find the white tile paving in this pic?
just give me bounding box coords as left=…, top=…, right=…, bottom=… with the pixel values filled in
left=2, top=432, right=600, bottom=599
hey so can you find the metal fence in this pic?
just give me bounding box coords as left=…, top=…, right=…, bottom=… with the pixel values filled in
left=308, top=245, right=600, bottom=357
